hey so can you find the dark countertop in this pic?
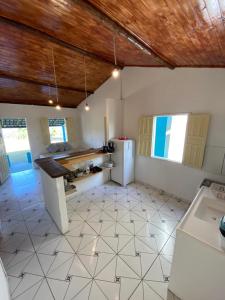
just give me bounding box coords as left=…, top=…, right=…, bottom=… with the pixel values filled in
left=35, top=157, right=70, bottom=178
left=35, top=148, right=105, bottom=179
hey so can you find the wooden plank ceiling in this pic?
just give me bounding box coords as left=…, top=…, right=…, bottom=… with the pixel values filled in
left=0, top=0, right=225, bottom=108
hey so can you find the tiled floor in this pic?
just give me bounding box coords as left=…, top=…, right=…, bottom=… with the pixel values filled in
left=0, top=169, right=188, bottom=300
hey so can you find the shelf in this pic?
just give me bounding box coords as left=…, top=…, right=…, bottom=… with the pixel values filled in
left=72, top=170, right=104, bottom=182
left=65, top=188, right=77, bottom=196
left=67, top=167, right=111, bottom=184
left=59, top=152, right=110, bottom=168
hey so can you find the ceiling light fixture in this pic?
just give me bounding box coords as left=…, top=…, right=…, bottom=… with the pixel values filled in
left=51, top=48, right=61, bottom=110
left=84, top=56, right=90, bottom=111
left=48, top=84, right=54, bottom=104
left=112, top=34, right=120, bottom=79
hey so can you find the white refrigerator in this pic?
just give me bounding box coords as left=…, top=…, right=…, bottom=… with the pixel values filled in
left=110, top=139, right=135, bottom=186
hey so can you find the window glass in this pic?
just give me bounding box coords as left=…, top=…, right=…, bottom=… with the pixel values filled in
left=152, top=114, right=188, bottom=163
left=48, top=119, right=67, bottom=143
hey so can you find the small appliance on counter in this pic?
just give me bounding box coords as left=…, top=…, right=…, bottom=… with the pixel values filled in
left=102, top=141, right=115, bottom=153
left=107, top=141, right=115, bottom=153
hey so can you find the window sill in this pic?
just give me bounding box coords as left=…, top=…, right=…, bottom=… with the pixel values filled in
left=150, top=155, right=183, bottom=165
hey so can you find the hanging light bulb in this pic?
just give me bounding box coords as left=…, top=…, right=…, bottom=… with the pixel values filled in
left=112, top=68, right=120, bottom=79
left=84, top=103, right=90, bottom=111
left=48, top=85, right=54, bottom=104
left=112, top=34, right=120, bottom=79
left=51, top=48, right=61, bottom=109
left=83, top=56, right=90, bottom=112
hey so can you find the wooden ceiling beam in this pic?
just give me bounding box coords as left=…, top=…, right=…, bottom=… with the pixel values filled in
left=76, top=0, right=175, bottom=69
left=0, top=99, right=77, bottom=108
left=0, top=16, right=119, bottom=68
left=0, top=72, right=94, bottom=95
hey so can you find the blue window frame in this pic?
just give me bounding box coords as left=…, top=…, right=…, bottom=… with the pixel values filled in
left=152, top=114, right=188, bottom=163
left=48, top=119, right=67, bottom=143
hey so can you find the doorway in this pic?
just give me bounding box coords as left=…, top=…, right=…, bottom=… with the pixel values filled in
left=1, top=118, right=32, bottom=173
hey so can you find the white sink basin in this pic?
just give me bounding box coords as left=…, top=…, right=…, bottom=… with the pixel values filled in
left=169, top=186, right=225, bottom=300
left=194, top=196, right=225, bottom=225
left=179, top=187, right=225, bottom=252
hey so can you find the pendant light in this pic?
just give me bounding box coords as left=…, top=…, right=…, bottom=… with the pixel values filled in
left=84, top=56, right=90, bottom=111
left=51, top=48, right=61, bottom=110
left=112, top=34, right=120, bottom=79
left=48, top=84, right=54, bottom=104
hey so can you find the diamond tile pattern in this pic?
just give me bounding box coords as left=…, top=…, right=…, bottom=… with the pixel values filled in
left=0, top=169, right=186, bottom=299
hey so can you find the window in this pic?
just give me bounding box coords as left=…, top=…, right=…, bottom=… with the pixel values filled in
left=151, top=114, right=188, bottom=163
left=48, top=118, right=67, bottom=143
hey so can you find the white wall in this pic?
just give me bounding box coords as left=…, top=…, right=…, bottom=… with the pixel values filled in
left=78, top=67, right=225, bottom=201
left=122, top=67, right=225, bottom=201
left=78, top=75, right=123, bottom=148
left=0, top=103, right=81, bottom=160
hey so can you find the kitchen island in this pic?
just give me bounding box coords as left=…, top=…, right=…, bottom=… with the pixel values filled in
left=35, top=149, right=110, bottom=234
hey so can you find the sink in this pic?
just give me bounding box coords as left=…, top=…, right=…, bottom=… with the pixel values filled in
left=178, top=187, right=225, bottom=252
left=194, top=196, right=225, bottom=225
left=169, top=186, right=225, bottom=300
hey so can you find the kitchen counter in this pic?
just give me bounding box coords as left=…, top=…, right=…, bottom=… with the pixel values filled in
left=36, top=148, right=110, bottom=234
left=35, top=157, right=69, bottom=178
left=35, top=148, right=105, bottom=178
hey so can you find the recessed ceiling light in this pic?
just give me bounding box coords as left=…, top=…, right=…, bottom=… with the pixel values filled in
left=56, top=104, right=61, bottom=110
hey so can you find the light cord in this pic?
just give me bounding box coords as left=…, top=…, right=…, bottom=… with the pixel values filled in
left=52, top=48, right=59, bottom=104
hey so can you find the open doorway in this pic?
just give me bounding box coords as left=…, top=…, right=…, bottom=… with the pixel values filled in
left=1, top=118, right=32, bottom=173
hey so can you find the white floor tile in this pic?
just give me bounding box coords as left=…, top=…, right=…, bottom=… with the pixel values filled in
left=120, top=276, right=141, bottom=299
left=78, top=254, right=98, bottom=277
left=47, top=278, right=69, bottom=300
left=147, top=281, right=169, bottom=300
left=64, top=276, right=91, bottom=300
left=89, top=281, right=107, bottom=299
left=37, top=253, right=55, bottom=275
left=130, top=281, right=144, bottom=299
left=33, top=279, right=54, bottom=300
left=118, top=236, right=136, bottom=256
left=95, top=279, right=120, bottom=300
left=116, top=256, right=140, bottom=279
left=69, top=254, right=92, bottom=278
left=95, top=255, right=116, bottom=282
left=11, top=273, right=43, bottom=299
left=143, top=281, right=163, bottom=300
left=47, top=252, right=74, bottom=280
left=0, top=170, right=189, bottom=300
left=23, top=253, right=44, bottom=276
left=119, top=254, right=142, bottom=277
